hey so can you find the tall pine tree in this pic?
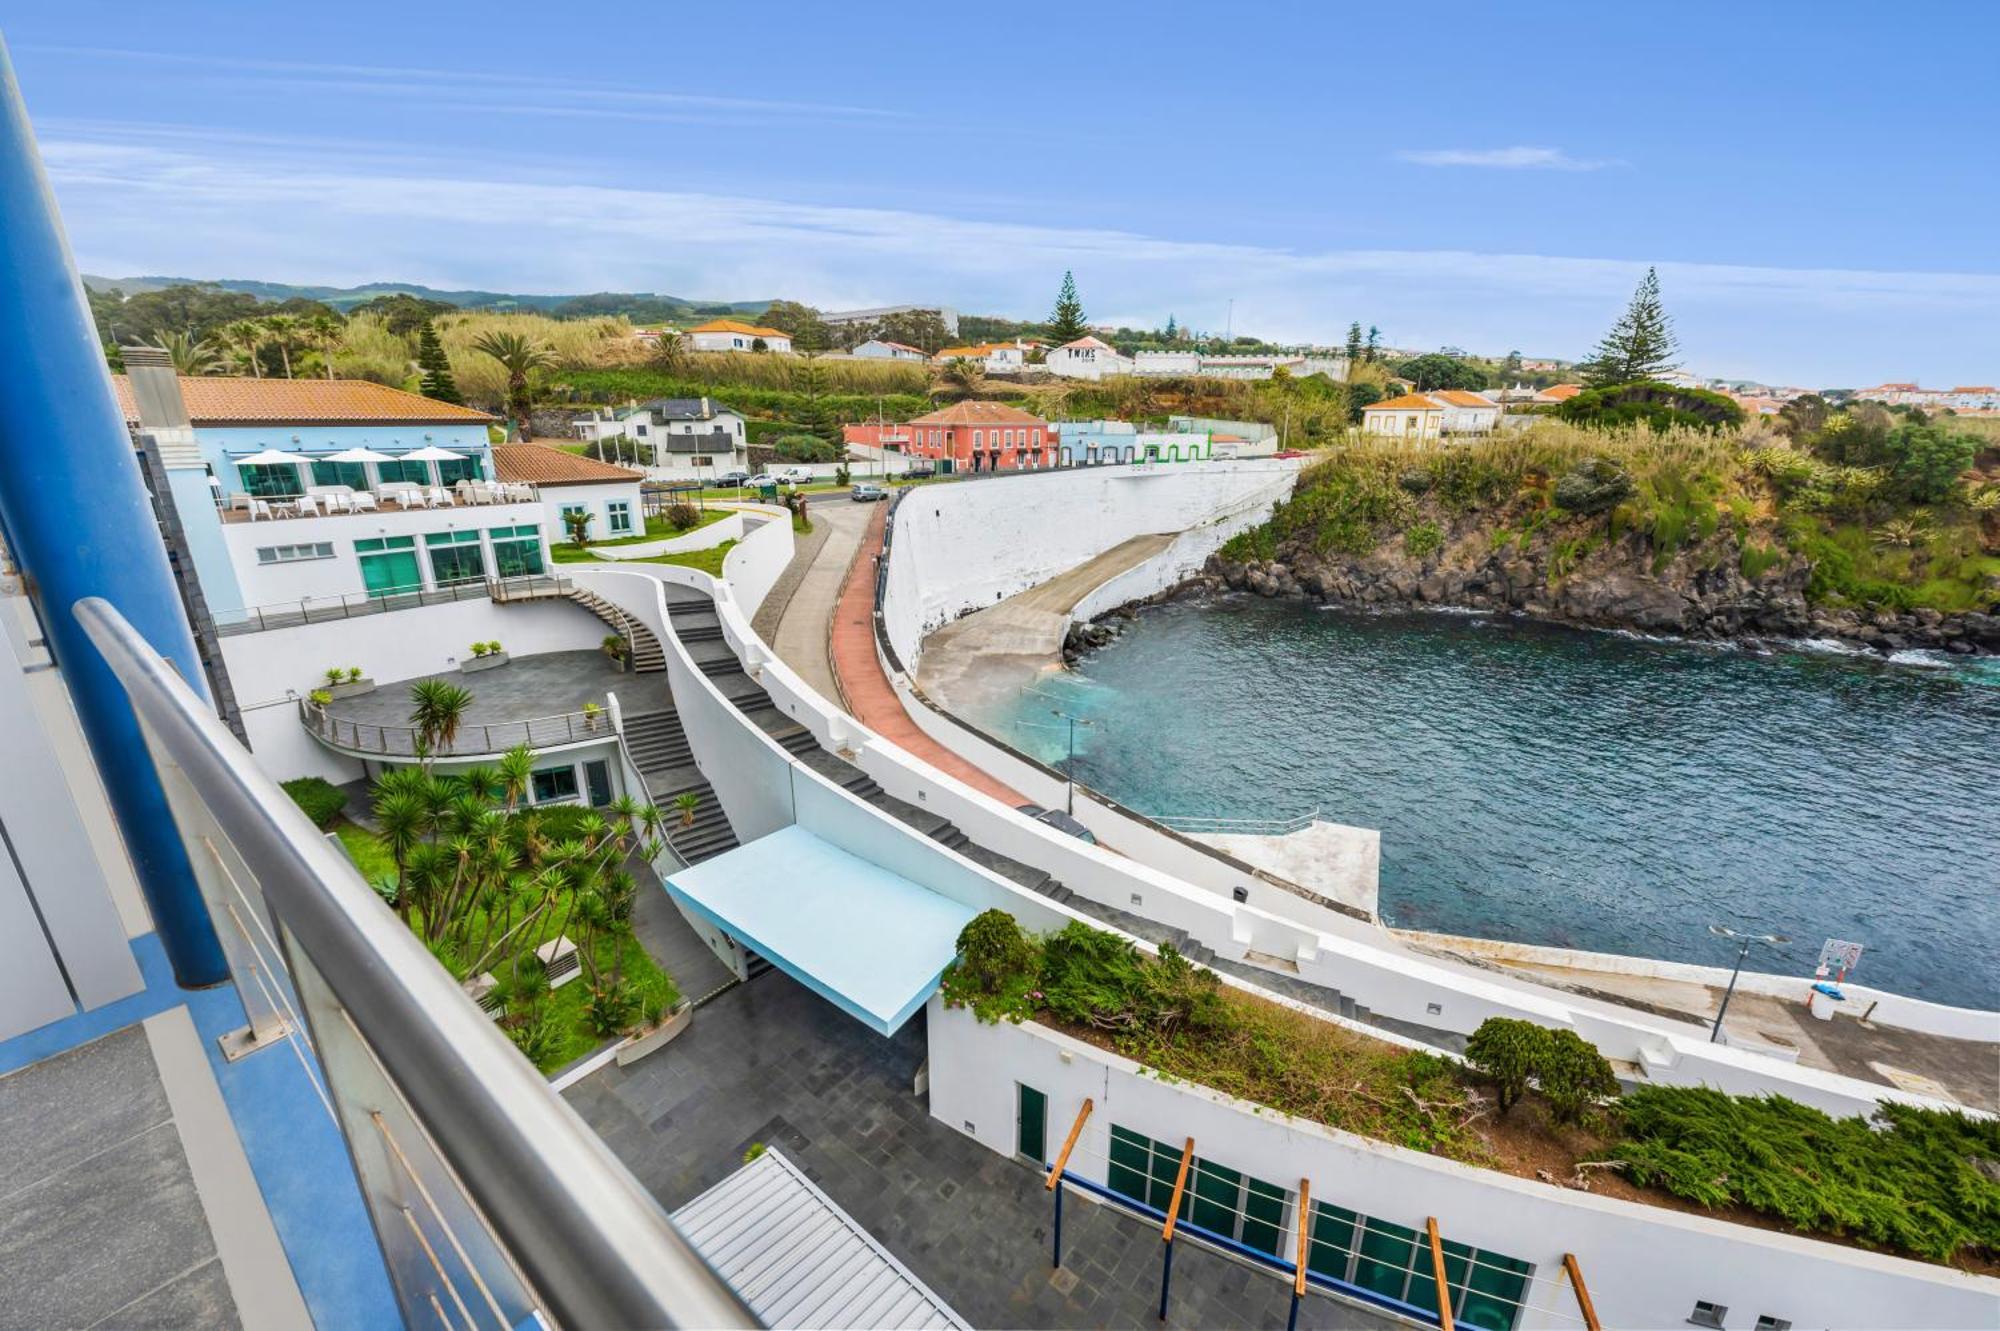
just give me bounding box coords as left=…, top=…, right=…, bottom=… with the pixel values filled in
left=1364, top=325, right=1381, bottom=363
left=1344, top=321, right=1363, bottom=363
left=416, top=320, right=463, bottom=404
left=1582, top=267, right=1678, bottom=387
left=1047, top=271, right=1087, bottom=343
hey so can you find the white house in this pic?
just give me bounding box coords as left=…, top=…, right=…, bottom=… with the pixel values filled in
left=490, top=443, right=648, bottom=549
left=1430, top=389, right=1503, bottom=434
left=851, top=339, right=929, bottom=362
left=685, top=319, right=794, bottom=354
left=934, top=341, right=1034, bottom=374
left=571, top=399, right=751, bottom=479
left=1361, top=393, right=1447, bottom=439
left=1044, top=336, right=1135, bottom=381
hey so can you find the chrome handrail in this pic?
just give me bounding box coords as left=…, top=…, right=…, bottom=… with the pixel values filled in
left=75, top=597, right=755, bottom=1330
left=301, top=699, right=614, bottom=757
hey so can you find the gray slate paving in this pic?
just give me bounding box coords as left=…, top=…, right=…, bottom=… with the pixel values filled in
left=566, top=971, right=1395, bottom=1330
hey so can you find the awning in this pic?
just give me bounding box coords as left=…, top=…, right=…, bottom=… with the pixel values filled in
left=674, top=1147, right=970, bottom=1330
left=663, top=825, right=976, bottom=1036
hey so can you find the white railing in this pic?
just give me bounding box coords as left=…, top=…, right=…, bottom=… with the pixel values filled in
left=217, top=574, right=569, bottom=636
left=1151, top=807, right=1322, bottom=837
left=302, top=700, right=616, bottom=757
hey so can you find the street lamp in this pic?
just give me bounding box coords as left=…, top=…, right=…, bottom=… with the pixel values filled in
left=1707, top=925, right=1790, bottom=1044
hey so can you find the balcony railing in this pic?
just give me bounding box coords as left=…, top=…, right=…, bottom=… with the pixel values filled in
left=216, top=575, right=570, bottom=636
left=1149, top=807, right=1323, bottom=837
left=76, top=597, right=753, bottom=1330
left=304, top=700, right=615, bottom=758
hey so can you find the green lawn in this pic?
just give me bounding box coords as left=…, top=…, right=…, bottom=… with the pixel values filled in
left=634, top=539, right=738, bottom=576
left=550, top=508, right=732, bottom=562
left=332, top=817, right=397, bottom=886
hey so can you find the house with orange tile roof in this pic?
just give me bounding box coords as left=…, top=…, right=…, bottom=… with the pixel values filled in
left=1361, top=390, right=1501, bottom=438
left=1533, top=383, right=1584, bottom=405
left=850, top=338, right=928, bottom=362
left=685, top=318, right=794, bottom=355
left=897, top=400, right=1052, bottom=472
left=933, top=340, right=1037, bottom=374
left=492, top=443, right=647, bottom=550
left=114, top=360, right=551, bottom=624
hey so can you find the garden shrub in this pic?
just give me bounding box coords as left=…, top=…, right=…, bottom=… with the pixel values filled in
left=1403, top=521, right=1444, bottom=559
left=282, top=776, right=348, bottom=829
left=940, top=909, right=1039, bottom=1023
left=664, top=501, right=701, bottom=530
left=1608, top=1088, right=2000, bottom=1262
left=1462, top=1017, right=1616, bottom=1123
left=1739, top=542, right=1785, bottom=580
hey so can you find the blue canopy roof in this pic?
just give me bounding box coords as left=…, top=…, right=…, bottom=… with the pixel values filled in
left=663, top=825, right=977, bottom=1036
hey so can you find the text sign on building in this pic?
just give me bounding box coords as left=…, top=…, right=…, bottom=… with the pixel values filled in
left=1817, top=938, right=1864, bottom=975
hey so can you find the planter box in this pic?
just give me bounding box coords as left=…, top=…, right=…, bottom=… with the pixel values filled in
left=615, top=1001, right=692, bottom=1066
left=325, top=677, right=376, bottom=700
left=605, top=654, right=628, bottom=673
left=460, top=652, right=511, bottom=673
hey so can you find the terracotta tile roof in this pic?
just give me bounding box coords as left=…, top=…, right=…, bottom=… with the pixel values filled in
left=689, top=318, right=789, bottom=339
left=1537, top=383, right=1583, bottom=401
left=490, top=443, right=643, bottom=487
left=1433, top=390, right=1499, bottom=407
left=905, top=401, right=1048, bottom=427
left=1951, top=385, right=1996, bottom=394
left=1054, top=336, right=1116, bottom=353
left=868, top=340, right=925, bottom=355
left=1365, top=393, right=1445, bottom=411
left=112, top=375, right=494, bottom=425
left=934, top=342, right=1024, bottom=359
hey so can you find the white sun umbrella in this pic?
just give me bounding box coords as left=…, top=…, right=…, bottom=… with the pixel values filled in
left=320, top=446, right=399, bottom=492
left=231, top=447, right=307, bottom=498
left=396, top=443, right=470, bottom=490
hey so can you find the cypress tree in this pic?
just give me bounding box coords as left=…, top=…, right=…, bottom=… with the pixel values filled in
left=1344, top=321, right=1363, bottom=363
left=1364, top=325, right=1381, bottom=363
left=1583, top=266, right=1679, bottom=387
left=1047, top=270, right=1088, bottom=343
left=416, top=320, right=463, bottom=404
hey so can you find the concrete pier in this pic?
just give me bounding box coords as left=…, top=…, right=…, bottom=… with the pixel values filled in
left=1191, top=820, right=1381, bottom=919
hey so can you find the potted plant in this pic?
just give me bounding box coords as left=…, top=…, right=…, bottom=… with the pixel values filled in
left=461, top=639, right=510, bottom=673
left=615, top=974, right=691, bottom=1066
left=307, top=688, right=333, bottom=707
left=582, top=701, right=604, bottom=731
left=601, top=634, right=628, bottom=672
left=324, top=664, right=376, bottom=699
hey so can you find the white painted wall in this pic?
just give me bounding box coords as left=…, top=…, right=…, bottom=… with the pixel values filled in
left=221, top=598, right=605, bottom=782
left=587, top=512, right=747, bottom=561
left=539, top=480, right=646, bottom=549
left=880, top=461, right=1302, bottom=666
left=719, top=506, right=795, bottom=616
left=217, top=501, right=547, bottom=614
left=926, top=1003, right=2000, bottom=1331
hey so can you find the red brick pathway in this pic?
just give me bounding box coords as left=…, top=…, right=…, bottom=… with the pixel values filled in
left=827, top=504, right=1029, bottom=806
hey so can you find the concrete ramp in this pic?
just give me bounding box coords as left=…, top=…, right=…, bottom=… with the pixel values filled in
left=916, top=532, right=1174, bottom=715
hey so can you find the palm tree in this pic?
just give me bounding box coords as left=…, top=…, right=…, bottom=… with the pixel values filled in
left=497, top=744, right=535, bottom=812
left=220, top=320, right=266, bottom=377
left=408, top=679, right=475, bottom=757
left=469, top=330, right=556, bottom=437
left=262, top=314, right=303, bottom=378
left=306, top=310, right=344, bottom=379
left=943, top=357, right=984, bottom=394
left=372, top=788, right=429, bottom=924
left=149, top=330, right=223, bottom=375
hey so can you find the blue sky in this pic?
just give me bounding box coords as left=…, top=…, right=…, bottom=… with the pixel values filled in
left=8, top=2, right=1996, bottom=386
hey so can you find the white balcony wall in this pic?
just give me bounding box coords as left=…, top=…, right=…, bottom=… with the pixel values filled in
left=217, top=500, right=548, bottom=614
left=927, top=1001, right=2000, bottom=1331
left=718, top=505, right=795, bottom=616
left=221, top=599, right=604, bottom=782
left=587, top=512, right=747, bottom=561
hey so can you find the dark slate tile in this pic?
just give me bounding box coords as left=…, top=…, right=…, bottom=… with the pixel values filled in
left=93, top=1258, right=240, bottom=1330
left=0, top=1026, right=169, bottom=1194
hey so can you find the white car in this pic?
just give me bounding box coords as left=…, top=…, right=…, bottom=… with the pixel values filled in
left=775, top=467, right=813, bottom=483
left=746, top=472, right=778, bottom=487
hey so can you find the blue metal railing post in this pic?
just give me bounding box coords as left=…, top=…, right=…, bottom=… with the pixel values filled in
left=1157, top=1235, right=1174, bottom=1321
left=0, top=37, right=226, bottom=984
left=1052, top=1179, right=1064, bottom=1269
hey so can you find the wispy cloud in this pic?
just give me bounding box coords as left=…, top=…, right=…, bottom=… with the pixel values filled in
left=1396, top=146, right=1615, bottom=171
left=37, top=131, right=1997, bottom=384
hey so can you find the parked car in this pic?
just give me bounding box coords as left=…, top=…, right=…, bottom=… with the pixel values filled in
left=775, top=466, right=813, bottom=484
left=850, top=483, right=888, bottom=502
left=1015, top=804, right=1097, bottom=844
left=716, top=470, right=752, bottom=487
left=901, top=464, right=935, bottom=480
left=746, top=472, right=778, bottom=487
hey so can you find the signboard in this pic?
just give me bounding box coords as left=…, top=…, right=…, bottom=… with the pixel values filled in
left=1817, top=938, right=1864, bottom=976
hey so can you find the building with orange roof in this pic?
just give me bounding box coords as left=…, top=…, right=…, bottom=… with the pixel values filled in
left=896, top=400, right=1052, bottom=472
left=1361, top=390, right=1501, bottom=438
left=1533, top=383, right=1584, bottom=404
left=933, top=340, right=1035, bottom=374
left=1044, top=335, right=1135, bottom=381
left=115, top=357, right=548, bottom=624
left=492, top=443, right=647, bottom=550
left=850, top=338, right=928, bottom=362
left=685, top=318, right=794, bottom=355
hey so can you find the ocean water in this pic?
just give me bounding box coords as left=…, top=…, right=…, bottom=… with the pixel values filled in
left=976, top=597, right=2000, bottom=1010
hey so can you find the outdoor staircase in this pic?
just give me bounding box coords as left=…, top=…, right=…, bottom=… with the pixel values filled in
left=565, top=587, right=666, bottom=672
left=620, top=710, right=738, bottom=865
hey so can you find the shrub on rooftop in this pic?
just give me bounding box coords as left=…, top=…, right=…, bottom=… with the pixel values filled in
left=281, top=776, right=348, bottom=830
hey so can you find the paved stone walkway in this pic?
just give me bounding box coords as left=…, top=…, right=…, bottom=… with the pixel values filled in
left=566, top=968, right=1394, bottom=1330
left=767, top=497, right=876, bottom=708
left=749, top=504, right=832, bottom=645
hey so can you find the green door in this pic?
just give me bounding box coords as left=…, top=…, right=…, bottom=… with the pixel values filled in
left=1016, top=1084, right=1047, bottom=1163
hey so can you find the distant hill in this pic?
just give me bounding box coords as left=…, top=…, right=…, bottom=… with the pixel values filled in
left=79, top=274, right=771, bottom=321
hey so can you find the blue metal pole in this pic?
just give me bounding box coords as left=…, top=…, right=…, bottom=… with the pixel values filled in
left=1286, top=1289, right=1301, bottom=1331
left=1052, top=1179, right=1064, bottom=1269
left=0, top=37, right=227, bottom=985
left=1158, top=1235, right=1174, bottom=1321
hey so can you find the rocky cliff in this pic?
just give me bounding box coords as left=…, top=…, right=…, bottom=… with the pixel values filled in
left=1203, top=517, right=2000, bottom=656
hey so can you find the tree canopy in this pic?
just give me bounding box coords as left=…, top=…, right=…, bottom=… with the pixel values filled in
left=1582, top=267, right=1679, bottom=386
left=1047, top=270, right=1088, bottom=343
left=1392, top=352, right=1487, bottom=392
left=1557, top=381, right=1744, bottom=433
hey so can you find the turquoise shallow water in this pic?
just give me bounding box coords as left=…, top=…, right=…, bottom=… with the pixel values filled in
left=975, top=596, right=2000, bottom=1010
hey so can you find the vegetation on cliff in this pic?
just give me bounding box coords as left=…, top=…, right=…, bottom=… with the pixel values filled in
left=1223, top=417, right=2000, bottom=620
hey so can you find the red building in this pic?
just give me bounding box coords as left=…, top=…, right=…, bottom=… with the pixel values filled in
left=895, top=401, right=1052, bottom=471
